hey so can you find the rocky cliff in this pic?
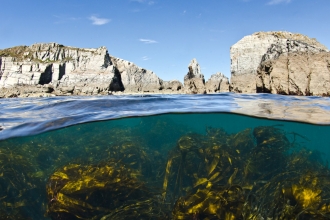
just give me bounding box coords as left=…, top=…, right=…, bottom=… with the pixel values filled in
left=230, top=31, right=329, bottom=94
left=257, top=51, right=330, bottom=96
left=0, top=43, right=163, bottom=97
left=6, top=31, right=329, bottom=98
left=110, top=57, right=162, bottom=93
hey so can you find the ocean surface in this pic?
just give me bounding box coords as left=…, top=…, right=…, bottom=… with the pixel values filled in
left=1, top=93, right=330, bottom=219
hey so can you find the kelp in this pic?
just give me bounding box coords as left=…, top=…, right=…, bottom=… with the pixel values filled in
left=0, top=121, right=330, bottom=219
left=169, top=126, right=330, bottom=219
left=0, top=145, right=48, bottom=219
left=105, top=140, right=166, bottom=187
left=46, top=160, right=168, bottom=220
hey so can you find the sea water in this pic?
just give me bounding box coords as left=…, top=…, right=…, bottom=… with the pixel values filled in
left=0, top=93, right=330, bottom=219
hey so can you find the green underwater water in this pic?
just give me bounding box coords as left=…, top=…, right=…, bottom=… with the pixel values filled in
left=1, top=113, right=330, bottom=219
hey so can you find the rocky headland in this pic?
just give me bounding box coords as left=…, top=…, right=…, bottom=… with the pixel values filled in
left=0, top=43, right=165, bottom=97
left=1, top=31, right=329, bottom=98
left=230, top=31, right=330, bottom=95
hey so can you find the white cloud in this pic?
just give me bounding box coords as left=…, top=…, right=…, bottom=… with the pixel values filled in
left=89, top=16, right=110, bottom=25
left=142, top=56, right=150, bottom=61
left=139, top=39, right=158, bottom=44
left=267, top=0, right=292, bottom=5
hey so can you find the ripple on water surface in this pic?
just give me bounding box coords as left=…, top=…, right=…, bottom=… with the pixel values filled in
left=0, top=94, right=330, bottom=219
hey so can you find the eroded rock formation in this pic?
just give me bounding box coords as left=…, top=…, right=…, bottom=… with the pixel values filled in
left=230, top=31, right=329, bottom=94
left=162, top=80, right=183, bottom=93
left=10, top=31, right=330, bottom=98
left=183, top=59, right=206, bottom=94
left=0, top=43, right=231, bottom=98
left=110, top=57, right=162, bottom=93
left=205, top=72, right=229, bottom=93
left=257, top=52, right=330, bottom=96
left=0, top=43, right=163, bottom=97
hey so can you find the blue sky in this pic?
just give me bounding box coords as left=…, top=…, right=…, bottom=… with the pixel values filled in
left=0, top=0, right=329, bottom=81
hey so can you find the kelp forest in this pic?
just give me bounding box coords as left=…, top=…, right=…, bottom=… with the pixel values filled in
left=0, top=116, right=329, bottom=219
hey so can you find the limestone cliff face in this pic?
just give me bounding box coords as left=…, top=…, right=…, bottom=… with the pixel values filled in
left=0, top=43, right=163, bottom=97
left=2, top=32, right=330, bottom=98
left=0, top=44, right=229, bottom=97
left=230, top=31, right=328, bottom=94
left=110, top=57, right=162, bottom=92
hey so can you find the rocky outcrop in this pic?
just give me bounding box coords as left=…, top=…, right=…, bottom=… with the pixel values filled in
left=230, top=31, right=328, bottom=93
left=205, top=72, right=229, bottom=93
left=0, top=84, right=55, bottom=98
left=0, top=44, right=229, bottom=97
left=162, top=80, right=183, bottom=92
left=110, top=57, right=162, bottom=92
left=0, top=43, right=163, bottom=97
left=257, top=51, right=330, bottom=96
left=3, top=32, right=330, bottom=98
left=183, top=59, right=206, bottom=94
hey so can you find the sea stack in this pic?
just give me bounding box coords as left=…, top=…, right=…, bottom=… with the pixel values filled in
left=183, top=58, right=206, bottom=94
left=230, top=31, right=329, bottom=95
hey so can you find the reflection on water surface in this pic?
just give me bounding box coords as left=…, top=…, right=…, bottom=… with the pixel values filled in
left=1, top=93, right=330, bottom=140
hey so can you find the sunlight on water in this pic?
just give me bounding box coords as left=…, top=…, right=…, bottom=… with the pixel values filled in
left=0, top=113, right=330, bottom=219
